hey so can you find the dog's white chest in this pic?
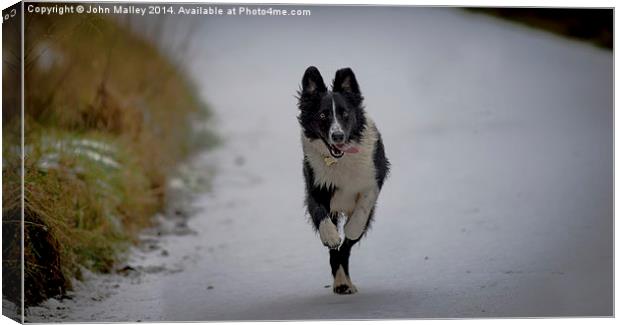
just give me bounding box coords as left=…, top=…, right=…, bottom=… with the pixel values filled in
left=312, top=154, right=375, bottom=190
left=302, top=119, right=380, bottom=215
left=318, top=154, right=376, bottom=214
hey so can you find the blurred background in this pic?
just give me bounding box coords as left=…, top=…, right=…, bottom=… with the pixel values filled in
left=4, top=3, right=215, bottom=311
left=469, top=8, right=612, bottom=49
left=2, top=3, right=613, bottom=321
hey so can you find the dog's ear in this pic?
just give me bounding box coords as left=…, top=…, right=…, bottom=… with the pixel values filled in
left=301, top=66, right=327, bottom=94
left=332, top=68, right=360, bottom=94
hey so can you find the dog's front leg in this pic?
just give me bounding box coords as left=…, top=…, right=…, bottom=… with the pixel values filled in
left=306, top=191, right=341, bottom=249
left=318, top=217, right=341, bottom=249
left=344, top=187, right=379, bottom=240
left=304, top=160, right=341, bottom=248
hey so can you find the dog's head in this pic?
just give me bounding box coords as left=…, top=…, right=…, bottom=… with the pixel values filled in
left=297, top=66, right=366, bottom=158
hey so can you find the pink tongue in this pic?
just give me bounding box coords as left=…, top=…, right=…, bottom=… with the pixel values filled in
left=335, top=144, right=359, bottom=154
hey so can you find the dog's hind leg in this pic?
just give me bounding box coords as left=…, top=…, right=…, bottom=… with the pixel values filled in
left=331, top=188, right=378, bottom=295
left=330, top=237, right=359, bottom=294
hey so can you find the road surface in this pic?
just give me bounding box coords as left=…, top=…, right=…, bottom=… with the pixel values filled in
left=26, top=6, right=612, bottom=321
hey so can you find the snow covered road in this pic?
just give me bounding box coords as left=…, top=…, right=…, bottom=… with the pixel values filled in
left=27, top=6, right=612, bottom=321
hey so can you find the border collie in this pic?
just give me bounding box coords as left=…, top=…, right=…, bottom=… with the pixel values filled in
left=297, top=66, right=390, bottom=294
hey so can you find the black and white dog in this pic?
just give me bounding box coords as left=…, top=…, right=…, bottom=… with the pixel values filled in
left=297, top=66, right=390, bottom=294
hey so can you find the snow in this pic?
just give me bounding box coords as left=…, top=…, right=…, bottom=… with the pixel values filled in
left=26, top=7, right=612, bottom=321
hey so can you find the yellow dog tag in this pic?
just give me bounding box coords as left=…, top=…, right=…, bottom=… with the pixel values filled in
left=324, top=156, right=338, bottom=166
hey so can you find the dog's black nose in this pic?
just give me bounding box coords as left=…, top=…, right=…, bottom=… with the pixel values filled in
left=331, top=131, right=344, bottom=143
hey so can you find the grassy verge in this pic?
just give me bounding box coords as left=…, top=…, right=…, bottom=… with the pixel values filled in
left=2, top=13, right=214, bottom=306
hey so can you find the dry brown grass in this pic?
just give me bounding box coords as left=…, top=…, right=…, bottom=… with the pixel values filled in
left=1, top=13, right=213, bottom=306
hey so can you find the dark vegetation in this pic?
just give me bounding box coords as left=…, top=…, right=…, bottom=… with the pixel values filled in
left=3, top=3, right=23, bottom=320
left=467, top=8, right=613, bottom=49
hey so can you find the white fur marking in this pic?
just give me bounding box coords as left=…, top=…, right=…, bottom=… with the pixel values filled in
left=319, top=219, right=341, bottom=248
left=329, top=97, right=343, bottom=140
left=333, top=266, right=358, bottom=294
left=334, top=266, right=348, bottom=287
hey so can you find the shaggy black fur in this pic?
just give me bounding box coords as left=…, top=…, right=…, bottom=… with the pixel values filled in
left=302, top=159, right=336, bottom=230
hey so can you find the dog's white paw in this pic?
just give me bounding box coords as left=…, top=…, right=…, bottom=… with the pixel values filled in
left=335, top=282, right=357, bottom=295
left=319, top=219, right=341, bottom=249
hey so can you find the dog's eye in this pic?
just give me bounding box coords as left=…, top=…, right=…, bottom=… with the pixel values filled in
left=319, top=113, right=326, bottom=119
